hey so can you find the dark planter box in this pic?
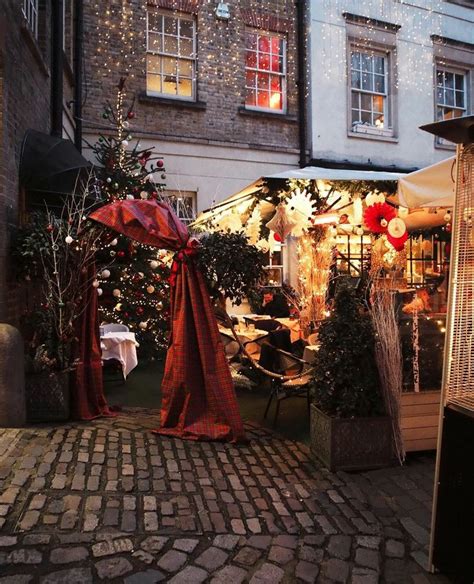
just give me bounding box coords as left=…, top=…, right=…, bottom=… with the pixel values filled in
left=25, top=369, right=70, bottom=423
left=310, top=404, right=393, bottom=472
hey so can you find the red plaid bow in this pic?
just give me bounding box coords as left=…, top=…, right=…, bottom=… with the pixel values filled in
left=168, top=238, right=200, bottom=287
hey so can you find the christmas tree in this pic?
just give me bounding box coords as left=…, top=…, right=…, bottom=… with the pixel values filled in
left=91, top=78, right=171, bottom=360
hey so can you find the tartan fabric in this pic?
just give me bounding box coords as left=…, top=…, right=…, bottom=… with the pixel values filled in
left=89, top=200, right=246, bottom=442
left=72, top=262, right=115, bottom=420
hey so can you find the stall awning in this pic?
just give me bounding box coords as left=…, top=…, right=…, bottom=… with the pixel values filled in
left=397, top=157, right=455, bottom=208
left=194, top=165, right=405, bottom=227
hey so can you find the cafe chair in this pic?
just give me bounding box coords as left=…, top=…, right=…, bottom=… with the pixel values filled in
left=260, top=338, right=312, bottom=427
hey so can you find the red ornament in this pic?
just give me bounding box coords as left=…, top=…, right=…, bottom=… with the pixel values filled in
left=363, top=203, right=397, bottom=234
left=117, top=251, right=126, bottom=258
left=157, top=160, right=164, bottom=168
left=124, top=312, right=129, bottom=318
left=127, top=111, right=135, bottom=119
left=136, top=307, right=144, bottom=315
left=46, top=224, right=53, bottom=232
left=387, top=230, right=408, bottom=251
left=274, top=233, right=282, bottom=242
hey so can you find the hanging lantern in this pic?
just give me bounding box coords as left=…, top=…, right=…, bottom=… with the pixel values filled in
left=387, top=217, right=407, bottom=239
left=266, top=203, right=297, bottom=241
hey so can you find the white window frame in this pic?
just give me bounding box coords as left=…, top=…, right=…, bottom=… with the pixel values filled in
left=163, top=191, right=196, bottom=225
left=349, top=46, right=393, bottom=138
left=244, top=30, right=287, bottom=114
left=146, top=10, right=197, bottom=102
left=436, top=65, right=467, bottom=120
left=22, top=0, right=39, bottom=39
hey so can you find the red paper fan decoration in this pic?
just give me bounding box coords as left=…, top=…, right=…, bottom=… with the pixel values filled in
left=363, top=203, right=397, bottom=234
left=387, top=230, right=408, bottom=251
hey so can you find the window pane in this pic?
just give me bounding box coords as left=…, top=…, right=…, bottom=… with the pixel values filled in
left=246, top=33, right=257, bottom=50
left=351, top=70, right=360, bottom=89
left=271, top=54, right=282, bottom=73
left=163, top=35, right=178, bottom=55
left=258, top=35, right=270, bottom=53
left=374, top=74, right=385, bottom=93
left=374, top=113, right=384, bottom=128
left=246, top=87, right=256, bottom=107
left=180, top=37, right=193, bottom=57
left=361, top=93, right=371, bottom=111
left=257, top=73, right=268, bottom=90
left=436, top=87, right=444, bottom=104
left=178, top=59, right=192, bottom=77
left=352, top=109, right=361, bottom=124
left=373, top=94, right=384, bottom=114
left=270, top=76, right=282, bottom=91
left=147, top=55, right=161, bottom=74
left=445, top=89, right=455, bottom=106
left=445, top=72, right=454, bottom=89
left=246, top=50, right=257, bottom=68
left=455, top=91, right=465, bottom=108
left=455, top=74, right=464, bottom=90
left=437, top=106, right=445, bottom=120
left=180, top=19, right=193, bottom=38
left=361, top=53, right=372, bottom=72
left=436, top=70, right=444, bottom=86
left=164, top=16, right=177, bottom=35
left=270, top=92, right=282, bottom=110
left=361, top=110, right=371, bottom=124
left=351, top=52, right=361, bottom=70
left=163, top=78, right=178, bottom=95
left=147, top=74, right=162, bottom=94
left=148, top=32, right=162, bottom=52
left=246, top=71, right=256, bottom=87
left=374, top=56, right=384, bottom=74
left=259, top=52, right=270, bottom=71
left=178, top=78, right=193, bottom=97
left=351, top=92, right=359, bottom=108
left=148, top=13, right=162, bottom=33
left=257, top=90, right=269, bottom=108
left=361, top=72, right=372, bottom=91
left=163, top=57, right=176, bottom=75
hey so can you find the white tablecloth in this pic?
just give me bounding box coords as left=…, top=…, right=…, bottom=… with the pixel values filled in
left=218, top=326, right=268, bottom=343
left=100, top=332, right=139, bottom=379
left=303, top=345, right=319, bottom=365
left=275, top=318, right=301, bottom=342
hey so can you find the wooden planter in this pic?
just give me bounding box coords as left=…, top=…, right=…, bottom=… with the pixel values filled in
left=400, top=390, right=441, bottom=452
left=25, top=369, right=71, bottom=423
left=310, top=404, right=393, bottom=472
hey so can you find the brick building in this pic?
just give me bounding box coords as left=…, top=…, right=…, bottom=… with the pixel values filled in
left=0, top=0, right=81, bottom=325
left=82, top=0, right=305, bottom=219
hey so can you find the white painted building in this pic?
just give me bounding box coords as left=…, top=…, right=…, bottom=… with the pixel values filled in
left=308, top=0, right=474, bottom=171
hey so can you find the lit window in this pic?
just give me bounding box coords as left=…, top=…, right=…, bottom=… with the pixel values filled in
left=245, top=31, right=286, bottom=113
left=436, top=68, right=466, bottom=121
left=22, top=0, right=39, bottom=39
left=146, top=11, right=196, bottom=100
left=350, top=49, right=389, bottom=132
left=163, top=191, right=196, bottom=225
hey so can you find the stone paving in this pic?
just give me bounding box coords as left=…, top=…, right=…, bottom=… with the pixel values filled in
left=0, top=408, right=451, bottom=583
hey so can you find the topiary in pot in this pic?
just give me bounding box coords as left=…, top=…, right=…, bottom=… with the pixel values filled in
left=310, top=285, right=392, bottom=471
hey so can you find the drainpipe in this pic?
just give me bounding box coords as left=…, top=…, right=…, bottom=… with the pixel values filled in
left=73, top=0, right=83, bottom=152
left=296, top=0, right=307, bottom=168
left=51, top=0, right=64, bottom=137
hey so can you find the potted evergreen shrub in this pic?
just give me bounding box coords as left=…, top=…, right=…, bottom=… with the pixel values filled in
left=310, top=285, right=392, bottom=471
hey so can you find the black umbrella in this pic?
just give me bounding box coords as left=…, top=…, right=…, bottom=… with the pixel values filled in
left=19, top=129, right=100, bottom=206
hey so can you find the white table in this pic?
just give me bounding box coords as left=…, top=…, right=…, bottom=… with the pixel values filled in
left=275, top=318, right=301, bottom=343
left=218, top=326, right=268, bottom=343
left=100, top=332, right=139, bottom=379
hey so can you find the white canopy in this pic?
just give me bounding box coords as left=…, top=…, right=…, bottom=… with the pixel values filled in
left=269, top=165, right=404, bottom=182
left=397, top=157, right=455, bottom=208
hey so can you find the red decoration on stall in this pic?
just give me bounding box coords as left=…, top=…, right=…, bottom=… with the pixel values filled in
left=387, top=230, right=408, bottom=251
left=273, top=233, right=282, bottom=242
left=89, top=200, right=245, bottom=443
left=363, top=203, right=397, bottom=234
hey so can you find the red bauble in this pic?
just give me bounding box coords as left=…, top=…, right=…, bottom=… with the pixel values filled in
left=274, top=233, right=282, bottom=242
left=117, top=251, right=126, bottom=257
left=46, top=224, right=53, bottom=232
left=363, top=203, right=397, bottom=234
left=127, top=111, right=135, bottom=119
left=157, top=160, right=164, bottom=168
left=136, top=307, right=144, bottom=315
left=123, top=312, right=129, bottom=318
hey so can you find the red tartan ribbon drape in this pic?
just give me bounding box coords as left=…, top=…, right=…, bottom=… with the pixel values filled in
left=72, top=262, right=115, bottom=420
left=89, top=200, right=245, bottom=442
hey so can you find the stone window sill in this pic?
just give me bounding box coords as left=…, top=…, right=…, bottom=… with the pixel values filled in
left=138, top=93, right=206, bottom=110
left=21, top=22, right=49, bottom=78
left=348, top=129, right=398, bottom=144
left=238, top=106, right=297, bottom=123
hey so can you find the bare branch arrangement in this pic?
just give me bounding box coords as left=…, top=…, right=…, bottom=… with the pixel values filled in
left=370, top=273, right=406, bottom=465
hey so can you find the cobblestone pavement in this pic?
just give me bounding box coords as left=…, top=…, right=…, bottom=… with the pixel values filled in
left=0, top=408, right=451, bottom=583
